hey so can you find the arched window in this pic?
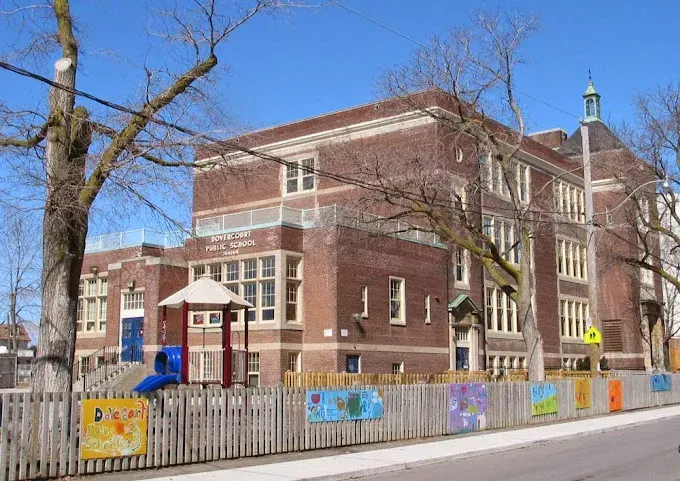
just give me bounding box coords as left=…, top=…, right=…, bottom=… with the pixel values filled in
left=595, top=98, right=601, bottom=118
left=585, top=98, right=595, bottom=117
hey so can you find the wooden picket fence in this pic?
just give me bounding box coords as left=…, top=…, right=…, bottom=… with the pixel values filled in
left=0, top=373, right=677, bottom=481
left=284, top=369, right=610, bottom=387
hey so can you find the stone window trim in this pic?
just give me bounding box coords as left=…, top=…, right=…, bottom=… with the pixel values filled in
left=389, top=277, right=406, bottom=326
left=556, top=237, right=588, bottom=283
left=282, top=153, right=318, bottom=197
left=479, top=152, right=531, bottom=203
left=189, top=250, right=304, bottom=327
left=77, top=277, right=108, bottom=334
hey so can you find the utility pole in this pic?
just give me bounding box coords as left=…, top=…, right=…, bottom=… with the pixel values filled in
left=8, top=292, right=16, bottom=353
left=581, top=123, right=600, bottom=376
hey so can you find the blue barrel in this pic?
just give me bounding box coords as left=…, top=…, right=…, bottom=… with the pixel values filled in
left=154, top=346, right=182, bottom=374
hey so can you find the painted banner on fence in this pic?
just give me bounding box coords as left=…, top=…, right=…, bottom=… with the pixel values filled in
left=449, top=383, right=487, bottom=434
left=574, top=379, right=591, bottom=409
left=609, top=379, right=623, bottom=412
left=531, top=383, right=558, bottom=416
left=651, top=373, right=672, bottom=392
left=80, top=398, right=148, bottom=460
left=306, top=389, right=384, bottom=422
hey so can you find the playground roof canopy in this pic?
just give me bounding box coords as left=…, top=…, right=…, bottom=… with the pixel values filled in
left=158, top=275, right=254, bottom=310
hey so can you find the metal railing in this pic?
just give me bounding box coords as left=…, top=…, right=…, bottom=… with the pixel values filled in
left=195, top=204, right=443, bottom=246
left=85, top=205, right=444, bottom=254
left=73, top=345, right=144, bottom=391
left=85, top=228, right=186, bottom=253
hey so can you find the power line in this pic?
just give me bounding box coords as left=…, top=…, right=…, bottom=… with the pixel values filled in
left=0, top=60, right=582, bottom=223
left=328, top=0, right=581, bottom=121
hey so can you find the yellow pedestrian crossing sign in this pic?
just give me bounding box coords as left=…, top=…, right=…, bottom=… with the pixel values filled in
left=584, top=326, right=602, bottom=345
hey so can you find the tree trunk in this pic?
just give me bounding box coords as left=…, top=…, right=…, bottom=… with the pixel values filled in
left=517, top=223, right=545, bottom=382
left=31, top=58, right=90, bottom=393
left=650, top=315, right=666, bottom=372
left=518, top=288, right=545, bottom=381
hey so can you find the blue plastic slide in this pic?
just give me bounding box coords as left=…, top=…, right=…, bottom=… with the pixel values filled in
left=133, top=373, right=181, bottom=392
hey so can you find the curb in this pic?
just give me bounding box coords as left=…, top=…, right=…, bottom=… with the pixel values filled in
left=276, top=409, right=680, bottom=481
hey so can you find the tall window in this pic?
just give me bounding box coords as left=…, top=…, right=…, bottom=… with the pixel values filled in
left=424, top=295, right=431, bottom=324
left=361, top=285, right=368, bottom=317
left=555, top=181, right=585, bottom=222
left=560, top=298, right=588, bottom=339
left=287, top=257, right=301, bottom=322
left=455, top=248, right=469, bottom=285
left=192, top=265, right=205, bottom=282
left=193, top=256, right=300, bottom=325
left=78, top=277, right=108, bottom=333
left=586, top=98, right=595, bottom=117
left=288, top=352, right=301, bottom=373
left=483, top=216, right=520, bottom=263
left=248, top=352, right=260, bottom=387
left=485, top=286, right=519, bottom=333
left=389, top=277, right=405, bottom=324
left=285, top=158, right=315, bottom=194
left=557, top=239, right=587, bottom=280
left=122, top=292, right=144, bottom=311
left=479, top=153, right=529, bottom=202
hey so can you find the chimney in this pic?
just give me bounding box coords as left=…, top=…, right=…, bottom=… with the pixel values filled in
left=528, top=128, right=568, bottom=149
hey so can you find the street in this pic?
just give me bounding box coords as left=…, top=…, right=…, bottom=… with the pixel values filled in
left=365, top=417, right=680, bottom=481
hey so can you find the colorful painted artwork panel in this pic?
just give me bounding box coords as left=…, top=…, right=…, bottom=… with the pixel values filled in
left=651, top=374, right=671, bottom=392
left=531, top=383, right=558, bottom=416
left=574, top=379, right=591, bottom=409
left=449, top=383, right=487, bottom=434
left=80, top=398, right=148, bottom=460
left=609, top=379, right=623, bottom=412
left=306, top=389, right=384, bottom=423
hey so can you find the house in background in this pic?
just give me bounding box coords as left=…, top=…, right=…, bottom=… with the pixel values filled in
left=0, top=324, right=34, bottom=385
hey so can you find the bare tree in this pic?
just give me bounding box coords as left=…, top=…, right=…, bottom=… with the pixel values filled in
left=0, top=209, right=41, bottom=352
left=340, top=11, right=553, bottom=381
left=609, top=81, right=680, bottom=371
left=0, top=0, right=302, bottom=392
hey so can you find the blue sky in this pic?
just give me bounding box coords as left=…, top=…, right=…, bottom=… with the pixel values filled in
left=1, top=0, right=679, bottom=234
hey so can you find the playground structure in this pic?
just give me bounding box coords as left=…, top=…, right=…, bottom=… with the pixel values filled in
left=134, top=276, right=253, bottom=392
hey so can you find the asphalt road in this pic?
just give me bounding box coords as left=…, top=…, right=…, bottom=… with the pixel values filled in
left=365, top=417, right=680, bottom=481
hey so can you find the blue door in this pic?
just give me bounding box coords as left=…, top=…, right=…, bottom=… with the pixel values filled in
left=121, top=317, right=144, bottom=362
left=346, top=355, right=360, bottom=374
left=456, top=347, right=470, bottom=370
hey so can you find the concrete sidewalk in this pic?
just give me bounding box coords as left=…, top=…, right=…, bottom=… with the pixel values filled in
left=147, top=406, right=680, bottom=481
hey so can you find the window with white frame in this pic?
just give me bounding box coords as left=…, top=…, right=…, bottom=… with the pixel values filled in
left=479, top=153, right=529, bottom=202
left=78, top=277, right=108, bottom=333
left=560, top=298, right=588, bottom=339
left=288, top=352, right=301, bottom=373
left=555, top=181, right=585, bottom=222
left=207, top=263, right=222, bottom=282
left=454, top=247, right=469, bottom=285
left=192, top=264, right=205, bottom=282
left=122, top=292, right=144, bottom=311
left=361, top=285, right=368, bottom=318
left=424, top=295, right=431, bottom=324
left=248, top=352, right=260, bottom=387
left=286, top=257, right=301, bottom=322
left=392, top=362, right=404, bottom=374
left=389, top=277, right=405, bottom=324
left=193, top=256, right=295, bottom=325
left=485, top=286, right=519, bottom=333
left=285, top=158, right=315, bottom=194
left=557, top=239, right=587, bottom=280
left=483, top=216, right=520, bottom=263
